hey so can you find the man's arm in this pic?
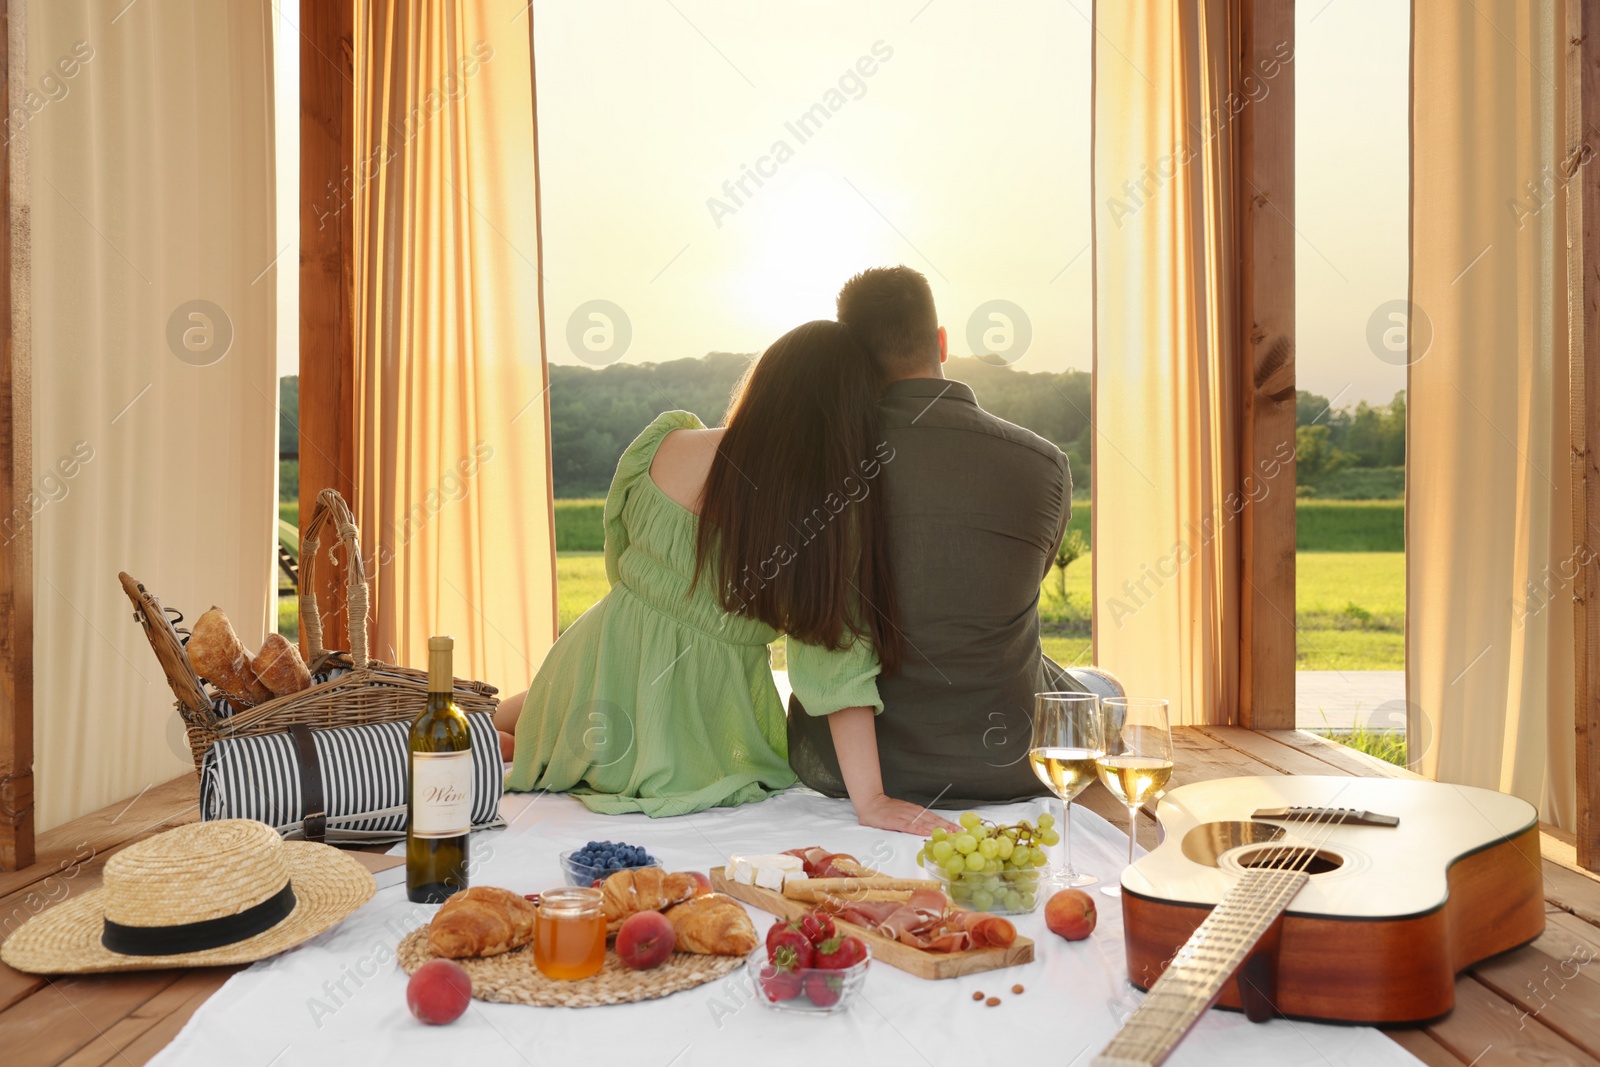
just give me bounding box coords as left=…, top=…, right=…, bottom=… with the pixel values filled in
left=1044, top=450, right=1073, bottom=581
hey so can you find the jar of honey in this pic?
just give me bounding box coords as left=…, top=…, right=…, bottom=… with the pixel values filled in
left=534, top=887, right=607, bottom=980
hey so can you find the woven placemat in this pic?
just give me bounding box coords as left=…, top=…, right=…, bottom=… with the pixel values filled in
left=396, top=928, right=745, bottom=1007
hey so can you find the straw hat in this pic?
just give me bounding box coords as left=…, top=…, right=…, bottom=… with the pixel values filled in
left=1, top=819, right=376, bottom=974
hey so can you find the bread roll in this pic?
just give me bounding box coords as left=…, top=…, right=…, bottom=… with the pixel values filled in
left=252, top=633, right=311, bottom=696
left=427, top=886, right=539, bottom=959
left=662, top=893, right=758, bottom=955
left=186, top=607, right=273, bottom=708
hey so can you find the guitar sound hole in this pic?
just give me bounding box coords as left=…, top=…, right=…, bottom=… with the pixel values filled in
left=1235, top=847, right=1344, bottom=874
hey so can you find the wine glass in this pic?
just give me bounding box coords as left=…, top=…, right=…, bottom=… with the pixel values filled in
left=1096, top=697, right=1173, bottom=897
left=1029, top=692, right=1103, bottom=888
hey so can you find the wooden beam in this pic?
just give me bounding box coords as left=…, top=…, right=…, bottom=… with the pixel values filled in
left=0, top=0, right=32, bottom=873
left=1570, top=0, right=1600, bottom=871
left=298, top=1, right=356, bottom=659
left=1236, top=0, right=1297, bottom=730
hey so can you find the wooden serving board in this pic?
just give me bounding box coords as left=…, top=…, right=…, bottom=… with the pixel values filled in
left=710, top=867, right=1033, bottom=980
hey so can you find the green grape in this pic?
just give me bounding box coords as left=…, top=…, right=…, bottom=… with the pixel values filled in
left=1031, top=849, right=1048, bottom=867
left=1039, top=829, right=1061, bottom=847
left=1011, top=845, right=1031, bottom=867
left=951, top=883, right=974, bottom=903
left=1037, top=812, right=1055, bottom=828
left=995, top=836, right=1015, bottom=861
left=978, top=839, right=999, bottom=860
left=1019, top=891, right=1036, bottom=910
left=959, top=811, right=981, bottom=830
left=931, top=828, right=948, bottom=842
left=931, top=840, right=955, bottom=862
left=971, top=889, right=995, bottom=911
left=943, top=855, right=967, bottom=877
left=964, top=852, right=986, bottom=872
left=953, top=833, right=978, bottom=854
left=1003, top=891, right=1023, bottom=911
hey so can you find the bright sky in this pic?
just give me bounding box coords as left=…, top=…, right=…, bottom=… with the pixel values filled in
left=278, top=1, right=1410, bottom=409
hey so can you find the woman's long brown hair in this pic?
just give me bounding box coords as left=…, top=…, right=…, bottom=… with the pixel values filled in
left=694, top=320, right=902, bottom=675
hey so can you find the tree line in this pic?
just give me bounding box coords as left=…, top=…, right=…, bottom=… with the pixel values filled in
left=547, top=354, right=1094, bottom=498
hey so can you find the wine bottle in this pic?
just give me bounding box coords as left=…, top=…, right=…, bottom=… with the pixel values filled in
left=407, top=635, right=472, bottom=903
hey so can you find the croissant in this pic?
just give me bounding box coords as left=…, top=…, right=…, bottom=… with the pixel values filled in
left=662, top=893, right=759, bottom=955
left=252, top=632, right=311, bottom=696
left=186, top=607, right=273, bottom=708
left=426, top=886, right=539, bottom=959
left=599, top=867, right=706, bottom=930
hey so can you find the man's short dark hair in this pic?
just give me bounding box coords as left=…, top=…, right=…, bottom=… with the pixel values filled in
left=836, top=266, right=939, bottom=376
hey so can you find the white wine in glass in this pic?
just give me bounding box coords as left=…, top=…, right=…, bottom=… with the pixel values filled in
left=1029, top=692, right=1103, bottom=889
left=1096, top=697, right=1173, bottom=898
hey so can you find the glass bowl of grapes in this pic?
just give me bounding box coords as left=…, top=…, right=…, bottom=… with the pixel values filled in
left=560, top=841, right=658, bottom=886
left=916, top=812, right=1059, bottom=914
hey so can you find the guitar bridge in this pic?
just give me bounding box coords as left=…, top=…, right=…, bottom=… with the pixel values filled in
left=1251, top=806, right=1399, bottom=828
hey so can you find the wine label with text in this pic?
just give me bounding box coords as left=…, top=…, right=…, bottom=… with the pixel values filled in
left=411, top=750, right=473, bottom=838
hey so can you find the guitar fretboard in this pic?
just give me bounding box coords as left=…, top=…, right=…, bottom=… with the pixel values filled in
left=1092, top=868, right=1309, bottom=1067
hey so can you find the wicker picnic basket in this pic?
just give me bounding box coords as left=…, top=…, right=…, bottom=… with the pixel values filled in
left=120, top=488, right=499, bottom=772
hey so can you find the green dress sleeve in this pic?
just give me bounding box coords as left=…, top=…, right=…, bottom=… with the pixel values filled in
left=602, top=411, right=705, bottom=586
left=787, top=631, right=883, bottom=717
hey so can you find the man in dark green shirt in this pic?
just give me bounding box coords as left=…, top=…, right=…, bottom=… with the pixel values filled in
left=788, top=266, right=1089, bottom=809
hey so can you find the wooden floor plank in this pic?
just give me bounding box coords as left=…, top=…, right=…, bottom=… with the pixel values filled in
left=1380, top=1026, right=1470, bottom=1065
left=1257, top=729, right=1422, bottom=779
left=56, top=968, right=239, bottom=1067
left=1196, top=724, right=1361, bottom=777
left=1471, top=908, right=1600, bottom=1058
left=99, top=968, right=241, bottom=1067
left=1423, top=974, right=1599, bottom=1066
left=4, top=971, right=186, bottom=1067
left=0, top=776, right=197, bottom=901
left=1547, top=861, right=1600, bottom=928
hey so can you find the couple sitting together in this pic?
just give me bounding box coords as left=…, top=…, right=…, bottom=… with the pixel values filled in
left=494, top=266, right=1101, bottom=835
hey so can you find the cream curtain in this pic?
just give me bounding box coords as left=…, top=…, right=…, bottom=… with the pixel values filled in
left=30, top=0, right=277, bottom=830
left=1409, top=0, right=1575, bottom=825
left=352, top=1, right=557, bottom=687
left=1091, top=0, right=1240, bottom=724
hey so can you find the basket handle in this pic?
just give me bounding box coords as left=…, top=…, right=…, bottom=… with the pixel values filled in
left=298, top=489, right=370, bottom=669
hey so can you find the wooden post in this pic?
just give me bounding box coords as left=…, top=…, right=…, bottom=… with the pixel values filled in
left=0, top=0, right=30, bottom=872
left=299, top=1, right=356, bottom=658
left=1236, top=0, right=1297, bottom=730
left=1568, top=0, right=1600, bottom=871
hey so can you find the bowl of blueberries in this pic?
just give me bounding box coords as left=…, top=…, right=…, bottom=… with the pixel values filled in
left=560, top=841, right=658, bottom=886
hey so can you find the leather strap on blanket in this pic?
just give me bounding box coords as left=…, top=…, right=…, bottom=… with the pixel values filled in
left=288, top=725, right=327, bottom=843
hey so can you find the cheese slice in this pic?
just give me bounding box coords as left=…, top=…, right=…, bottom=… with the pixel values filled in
left=748, top=853, right=803, bottom=892
left=727, top=855, right=756, bottom=885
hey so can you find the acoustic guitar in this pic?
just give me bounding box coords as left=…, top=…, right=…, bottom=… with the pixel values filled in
left=1093, top=775, right=1543, bottom=1067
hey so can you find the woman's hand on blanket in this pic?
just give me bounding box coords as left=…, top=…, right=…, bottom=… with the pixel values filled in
left=850, top=792, right=962, bottom=836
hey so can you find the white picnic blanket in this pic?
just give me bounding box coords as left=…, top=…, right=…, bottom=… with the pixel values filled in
left=151, top=787, right=1421, bottom=1067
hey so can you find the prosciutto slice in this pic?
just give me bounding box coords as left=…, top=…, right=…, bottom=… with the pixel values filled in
left=829, top=890, right=1012, bottom=954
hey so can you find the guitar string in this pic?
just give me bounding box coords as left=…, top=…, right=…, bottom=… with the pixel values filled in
left=1105, top=803, right=1353, bottom=1061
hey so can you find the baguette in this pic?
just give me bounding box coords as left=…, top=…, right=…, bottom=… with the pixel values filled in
left=252, top=633, right=312, bottom=696
left=186, top=607, right=273, bottom=708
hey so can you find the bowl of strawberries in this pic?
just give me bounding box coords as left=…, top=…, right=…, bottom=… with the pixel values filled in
left=748, top=910, right=871, bottom=1015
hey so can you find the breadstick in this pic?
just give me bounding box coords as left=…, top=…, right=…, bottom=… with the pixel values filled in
left=781, top=876, right=939, bottom=900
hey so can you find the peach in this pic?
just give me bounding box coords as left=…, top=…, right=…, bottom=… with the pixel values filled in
left=616, top=910, right=676, bottom=970
left=407, top=959, right=472, bottom=1024
left=685, top=871, right=712, bottom=896
left=1045, top=889, right=1097, bottom=941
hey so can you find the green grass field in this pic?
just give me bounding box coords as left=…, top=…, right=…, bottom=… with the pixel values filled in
left=551, top=549, right=1404, bottom=670
left=552, top=499, right=1400, bottom=554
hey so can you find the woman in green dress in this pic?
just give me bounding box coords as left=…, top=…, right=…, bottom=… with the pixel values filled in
left=497, top=321, right=956, bottom=833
